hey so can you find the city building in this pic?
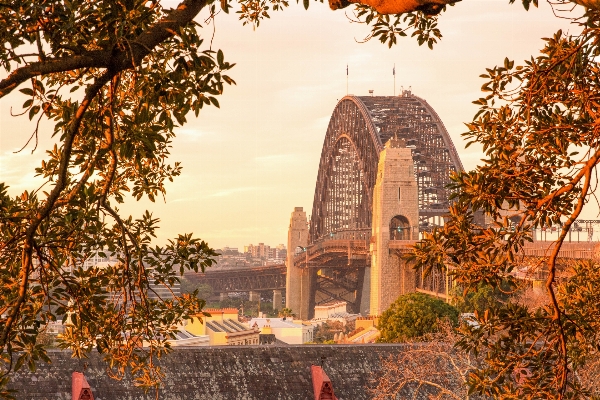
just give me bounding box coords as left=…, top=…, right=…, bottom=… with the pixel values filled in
left=249, top=317, right=314, bottom=344
left=82, top=248, right=119, bottom=269
left=345, top=316, right=380, bottom=344
left=80, top=248, right=181, bottom=300
left=243, top=243, right=287, bottom=263
left=185, top=308, right=260, bottom=346
left=245, top=243, right=270, bottom=259
left=312, top=301, right=359, bottom=326
left=140, top=324, right=209, bottom=348
left=167, top=330, right=210, bottom=347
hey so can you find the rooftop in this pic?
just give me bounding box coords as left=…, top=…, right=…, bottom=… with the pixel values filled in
left=249, top=317, right=305, bottom=329
left=206, top=319, right=253, bottom=333
left=9, top=345, right=419, bottom=399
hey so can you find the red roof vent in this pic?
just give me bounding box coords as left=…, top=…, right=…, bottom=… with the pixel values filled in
left=310, top=365, right=338, bottom=400
left=72, top=372, right=95, bottom=400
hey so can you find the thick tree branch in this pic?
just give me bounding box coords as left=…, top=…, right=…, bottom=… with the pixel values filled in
left=572, top=0, right=600, bottom=10
left=330, top=0, right=600, bottom=16
left=544, top=154, right=595, bottom=398
left=0, top=52, right=110, bottom=98
left=0, top=0, right=207, bottom=98
left=535, top=148, right=600, bottom=209
left=0, top=71, right=111, bottom=352
left=329, top=0, right=456, bottom=14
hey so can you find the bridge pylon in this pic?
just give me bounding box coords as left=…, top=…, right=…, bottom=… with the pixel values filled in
left=370, top=138, right=419, bottom=316
left=286, top=207, right=312, bottom=319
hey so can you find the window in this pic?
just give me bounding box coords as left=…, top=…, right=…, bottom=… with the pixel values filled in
left=390, top=215, right=411, bottom=240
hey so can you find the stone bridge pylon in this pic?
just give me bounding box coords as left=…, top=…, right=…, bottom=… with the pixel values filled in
left=369, top=138, right=419, bottom=316
left=286, top=91, right=464, bottom=319
left=286, top=207, right=311, bottom=318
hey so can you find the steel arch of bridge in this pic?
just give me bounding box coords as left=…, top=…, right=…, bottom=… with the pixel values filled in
left=309, top=92, right=463, bottom=243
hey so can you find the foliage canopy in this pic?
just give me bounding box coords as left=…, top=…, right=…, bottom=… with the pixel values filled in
left=450, top=281, right=513, bottom=315
left=408, top=8, right=600, bottom=399
left=0, top=0, right=231, bottom=396
left=377, top=293, right=459, bottom=343
left=0, top=1, right=438, bottom=393
left=3, top=0, right=600, bottom=398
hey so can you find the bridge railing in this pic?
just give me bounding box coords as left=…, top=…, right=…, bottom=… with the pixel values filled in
left=298, top=239, right=369, bottom=257
left=522, top=241, right=599, bottom=259
left=311, top=229, right=372, bottom=244
left=294, top=232, right=371, bottom=267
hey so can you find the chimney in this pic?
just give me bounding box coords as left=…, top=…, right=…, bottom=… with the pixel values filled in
left=311, top=365, right=338, bottom=400
left=72, top=372, right=94, bottom=400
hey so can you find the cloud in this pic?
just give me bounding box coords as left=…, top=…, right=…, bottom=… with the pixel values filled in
left=0, top=151, right=45, bottom=194
left=170, top=196, right=200, bottom=203
left=313, top=115, right=331, bottom=130
left=175, top=127, right=212, bottom=142
left=254, top=154, right=297, bottom=167
left=209, top=186, right=255, bottom=197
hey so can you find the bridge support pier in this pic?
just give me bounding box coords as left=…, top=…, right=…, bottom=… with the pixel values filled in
left=286, top=207, right=310, bottom=320
left=272, top=290, right=282, bottom=311
left=370, top=139, right=419, bottom=316
left=220, top=292, right=229, bottom=302
left=249, top=291, right=260, bottom=302
left=359, top=266, right=371, bottom=315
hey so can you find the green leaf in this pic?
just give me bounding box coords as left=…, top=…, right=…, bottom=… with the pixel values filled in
left=28, top=105, right=40, bottom=120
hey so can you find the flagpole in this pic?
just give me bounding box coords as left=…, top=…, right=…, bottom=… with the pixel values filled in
left=393, top=64, right=396, bottom=96
left=346, top=64, right=348, bottom=95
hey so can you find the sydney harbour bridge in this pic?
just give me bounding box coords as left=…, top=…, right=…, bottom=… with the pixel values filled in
left=193, top=90, right=600, bottom=319
left=285, top=90, right=464, bottom=319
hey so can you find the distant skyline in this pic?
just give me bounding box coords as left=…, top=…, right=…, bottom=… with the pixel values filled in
left=0, top=1, right=587, bottom=250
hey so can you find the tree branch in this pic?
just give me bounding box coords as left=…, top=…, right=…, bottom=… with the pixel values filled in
left=0, top=52, right=110, bottom=98
left=329, top=0, right=456, bottom=15
left=0, top=71, right=111, bottom=352
left=0, top=0, right=208, bottom=98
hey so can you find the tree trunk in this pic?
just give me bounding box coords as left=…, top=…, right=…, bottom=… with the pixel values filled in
left=329, top=0, right=600, bottom=15
left=328, top=0, right=455, bottom=14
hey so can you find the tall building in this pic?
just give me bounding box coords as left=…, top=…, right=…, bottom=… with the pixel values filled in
left=245, top=243, right=270, bottom=259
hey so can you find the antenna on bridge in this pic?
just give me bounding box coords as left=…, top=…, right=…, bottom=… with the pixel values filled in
left=346, top=64, right=348, bottom=95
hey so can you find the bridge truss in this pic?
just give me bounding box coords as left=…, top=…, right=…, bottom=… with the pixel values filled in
left=298, top=92, right=464, bottom=315
left=310, top=91, right=463, bottom=242
left=190, top=265, right=286, bottom=293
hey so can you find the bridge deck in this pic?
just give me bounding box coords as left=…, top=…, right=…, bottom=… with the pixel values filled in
left=187, top=241, right=599, bottom=296
left=293, top=239, right=370, bottom=268
left=188, top=264, right=286, bottom=292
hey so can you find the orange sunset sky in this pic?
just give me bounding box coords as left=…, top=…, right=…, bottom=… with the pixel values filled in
left=0, top=1, right=585, bottom=249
